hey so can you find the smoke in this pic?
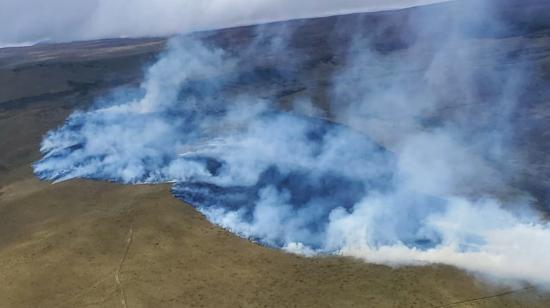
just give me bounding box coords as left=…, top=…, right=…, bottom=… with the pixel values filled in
left=34, top=1, right=550, bottom=288
left=0, top=0, right=449, bottom=46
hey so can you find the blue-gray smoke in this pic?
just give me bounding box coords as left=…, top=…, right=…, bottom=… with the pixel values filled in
left=34, top=1, right=550, bottom=287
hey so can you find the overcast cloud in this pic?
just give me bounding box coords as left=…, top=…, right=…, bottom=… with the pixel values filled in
left=1, top=0, right=449, bottom=46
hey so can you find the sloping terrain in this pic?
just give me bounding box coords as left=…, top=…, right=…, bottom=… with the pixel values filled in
left=2, top=0, right=550, bottom=307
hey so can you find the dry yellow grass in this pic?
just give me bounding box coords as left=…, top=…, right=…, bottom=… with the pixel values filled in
left=2, top=170, right=550, bottom=307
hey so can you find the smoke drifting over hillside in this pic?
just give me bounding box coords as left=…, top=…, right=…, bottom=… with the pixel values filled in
left=1, top=0, right=447, bottom=46
left=34, top=1, right=550, bottom=287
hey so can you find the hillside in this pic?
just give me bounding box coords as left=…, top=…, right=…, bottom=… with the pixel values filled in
left=2, top=0, right=550, bottom=306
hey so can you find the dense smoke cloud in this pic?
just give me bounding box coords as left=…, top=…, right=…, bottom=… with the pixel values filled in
left=0, top=0, right=449, bottom=46
left=34, top=0, right=550, bottom=288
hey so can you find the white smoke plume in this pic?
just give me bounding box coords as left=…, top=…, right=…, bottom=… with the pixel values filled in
left=34, top=0, right=550, bottom=288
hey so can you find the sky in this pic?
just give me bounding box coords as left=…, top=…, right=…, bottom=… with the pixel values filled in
left=0, top=0, right=449, bottom=47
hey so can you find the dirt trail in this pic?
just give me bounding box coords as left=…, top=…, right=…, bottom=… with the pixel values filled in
left=437, top=287, right=536, bottom=307
left=115, top=223, right=134, bottom=308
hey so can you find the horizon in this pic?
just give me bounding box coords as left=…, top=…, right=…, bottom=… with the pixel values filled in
left=0, top=0, right=449, bottom=48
